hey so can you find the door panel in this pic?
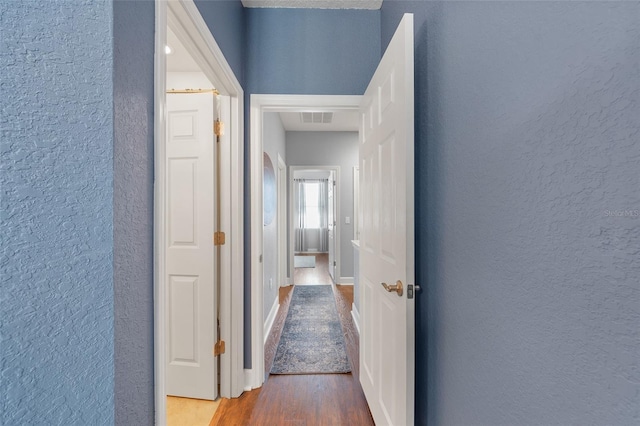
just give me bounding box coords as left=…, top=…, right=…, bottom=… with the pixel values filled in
left=168, top=158, right=197, bottom=246
left=166, top=92, right=217, bottom=400
left=359, top=14, right=415, bottom=426
left=169, top=275, right=198, bottom=363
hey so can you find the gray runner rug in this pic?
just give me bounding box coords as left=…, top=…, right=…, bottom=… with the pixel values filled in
left=271, top=285, right=351, bottom=375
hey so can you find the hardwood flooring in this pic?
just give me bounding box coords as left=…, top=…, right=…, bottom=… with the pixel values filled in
left=293, top=253, right=333, bottom=285
left=167, top=396, right=219, bottom=426
left=210, top=277, right=373, bottom=426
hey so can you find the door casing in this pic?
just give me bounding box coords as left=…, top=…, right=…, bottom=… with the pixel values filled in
left=248, top=94, right=361, bottom=390
left=154, top=1, right=244, bottom=424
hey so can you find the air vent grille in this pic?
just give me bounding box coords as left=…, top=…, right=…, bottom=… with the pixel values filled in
left=300, top=112, right=333, bottom=124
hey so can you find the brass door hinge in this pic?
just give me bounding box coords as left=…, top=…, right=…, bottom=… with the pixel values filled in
left=214, top=119, right=224, bottom=137
left=213, top=340, right=226, bottom=356
left=214, top=231, right=226, bottom=246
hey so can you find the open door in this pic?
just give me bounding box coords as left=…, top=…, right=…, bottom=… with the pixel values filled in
left=327, top=170, right=337, bottom=282
left=359, top=14, right=415, bottom=426
left=165, top=92, right=218, bottom=400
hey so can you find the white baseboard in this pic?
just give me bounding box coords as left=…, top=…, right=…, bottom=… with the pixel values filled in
left=339, top=276, right=354, bottom=285
left=351, top=303, right=360, bottom=334
left=263, top=296, right=280, bottom=345
left=243, top=369, right=253, bottom=391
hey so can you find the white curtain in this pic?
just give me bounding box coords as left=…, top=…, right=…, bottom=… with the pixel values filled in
left=294, top=178, right=329, bottom=252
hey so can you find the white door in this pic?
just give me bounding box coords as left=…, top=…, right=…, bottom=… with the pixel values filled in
left=327, top=171, right=336, bottom=281
left=165, top=92, right=217, bottom=400
left=359, top=14, right=415, bottom=426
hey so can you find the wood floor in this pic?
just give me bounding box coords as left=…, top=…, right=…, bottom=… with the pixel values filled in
left=167, top=396, right=220, bottom=426
left=210, top=254, right=373, bottom=425
left=294, top=253, right=333, bottom=285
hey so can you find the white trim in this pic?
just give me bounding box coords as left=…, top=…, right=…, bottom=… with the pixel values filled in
left=277, top=154, right=288, bottom=289
left=154, top=1, right=244, bottom=423
left=351, top=303, right=361, bottom=335
left=263, top=297, right=280, bottom=345
left=339, top=277, right=354, bottom=285
left=153, top=3, right=167, bottom=425
left=353, top=166, right=360, bottom=241
left=248, top=96, right=265, bottom=391
left=250, top=94, right=362, bottom=390
left=243, top=369, right=253, bottom=392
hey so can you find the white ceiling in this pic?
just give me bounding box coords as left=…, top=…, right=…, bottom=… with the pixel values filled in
left=166, top=27, right=201, bottom=72
left=279, top=111, right=359, bottom=132
left=242, top=0, right=382, bottom=9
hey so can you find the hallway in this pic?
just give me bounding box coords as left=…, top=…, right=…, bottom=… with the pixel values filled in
left=210, top=254, right=372, bottom=425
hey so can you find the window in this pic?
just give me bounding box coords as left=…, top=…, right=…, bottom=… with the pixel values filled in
left=304, top=182, right=321, bottom=228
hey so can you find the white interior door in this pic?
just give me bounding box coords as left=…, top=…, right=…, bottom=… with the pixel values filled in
left=359, top=14, right=415, bottom=426
left=165, top=92, right=217, bottom=400
left=328, top=171, right=336, bottom=281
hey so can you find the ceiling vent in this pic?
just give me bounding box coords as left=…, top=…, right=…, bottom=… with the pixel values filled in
left=300, top=112, right=333, bottom=124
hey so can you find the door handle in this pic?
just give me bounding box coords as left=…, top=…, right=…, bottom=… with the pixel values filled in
left=381, top=280, right=403, bottom=297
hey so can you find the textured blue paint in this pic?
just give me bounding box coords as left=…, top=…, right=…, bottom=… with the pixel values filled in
left=195, top=0, right=246, bottom=86
left=1, top=1, right=115, bottom=424
left=382, top=2, right=640, bottom=424
left=246, top=8, right=380, bottom=95
left=113, top=0, right=155, bottom=424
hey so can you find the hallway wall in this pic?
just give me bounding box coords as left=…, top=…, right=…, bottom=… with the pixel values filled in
left=195, top=0, right=245, bottom=86
left=246, top=8, right=380, bottom=95
left=113, top=1, right=155, bottom=424
left=262, top=113, right=286, bottom=321
left=381, top=2, right=640, bottom=425
left=1, top=1, right=115, bottom=424
left=2, top=1, right=247, bottom=424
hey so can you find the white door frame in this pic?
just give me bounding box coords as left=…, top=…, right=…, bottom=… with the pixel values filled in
left=154, top=1, right=244, bottom=424
left=289, top=165, right=340, bottom=281
left=248, top=94, right=361, bottom=389
left=277, top=154, right=288, bottom=287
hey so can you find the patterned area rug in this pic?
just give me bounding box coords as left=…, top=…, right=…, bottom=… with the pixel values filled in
left=271, top=285, right=351, bottom=375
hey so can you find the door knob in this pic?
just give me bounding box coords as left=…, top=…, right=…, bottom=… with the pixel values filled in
left=381, top=280, right=403, bottom=297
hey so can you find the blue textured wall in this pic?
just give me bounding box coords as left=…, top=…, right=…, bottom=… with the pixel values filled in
left=113, top=0, right=155, bottom=424
left=246, top=8, right=380, bottom=95
left=381, top=2, right=640, bottom=424
left=195, top=0, right=246, bottom=86
left=1, top=1, right=115, bottom=424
